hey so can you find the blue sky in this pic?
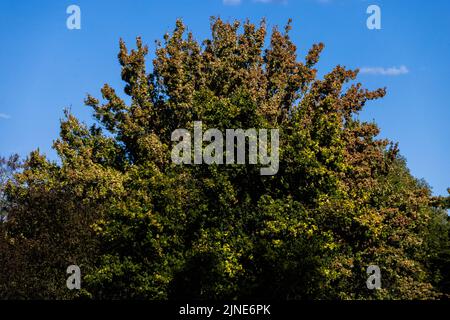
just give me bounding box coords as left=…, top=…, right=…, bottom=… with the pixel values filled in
left=0, top=0, right=448, bottom=195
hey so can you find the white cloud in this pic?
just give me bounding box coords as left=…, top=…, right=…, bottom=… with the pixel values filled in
left=0, top=113, right=11, bottom=119
left=253, top=0, right=287, bottom=3
left=223, top=0, right=287, bottom=4
left=223, top=0, right=241, bottom=5
left=359, top=65, right=409, bottom=76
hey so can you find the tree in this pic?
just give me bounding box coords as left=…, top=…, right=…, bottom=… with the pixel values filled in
left=0, top=154, right=20, bottom=222
left=0, top=17, right=448, bottom=299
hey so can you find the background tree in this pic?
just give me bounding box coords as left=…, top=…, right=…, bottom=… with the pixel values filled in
left=0, top=154, right=20, bottom=221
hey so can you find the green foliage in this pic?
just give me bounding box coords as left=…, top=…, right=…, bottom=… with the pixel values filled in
left=0, top=18, right=448, bottom=300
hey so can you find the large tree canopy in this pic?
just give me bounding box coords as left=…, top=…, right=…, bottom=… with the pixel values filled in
left=1, top=18, right=449, bottom=300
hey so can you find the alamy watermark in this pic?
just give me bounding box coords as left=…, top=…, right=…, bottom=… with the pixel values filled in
left=66, top=265, right=81, bottom=290
left=171, top=121, right=279, bottom=175
left=66, top=5, right=81, bottom=30
left=367, top=5, right=381, bottom=30
left=366, top=265, right=381, bottom=290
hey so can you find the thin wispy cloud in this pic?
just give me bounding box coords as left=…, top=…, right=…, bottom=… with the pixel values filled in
left=359, top=65, right=409, bottom=76
left=223, top=0, right=241, bottom=5
left=223, top=0, right=287, bottom=5
left=0, top=113, right=11, bottom=120
left=253, top=0, right=287, bottom=3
